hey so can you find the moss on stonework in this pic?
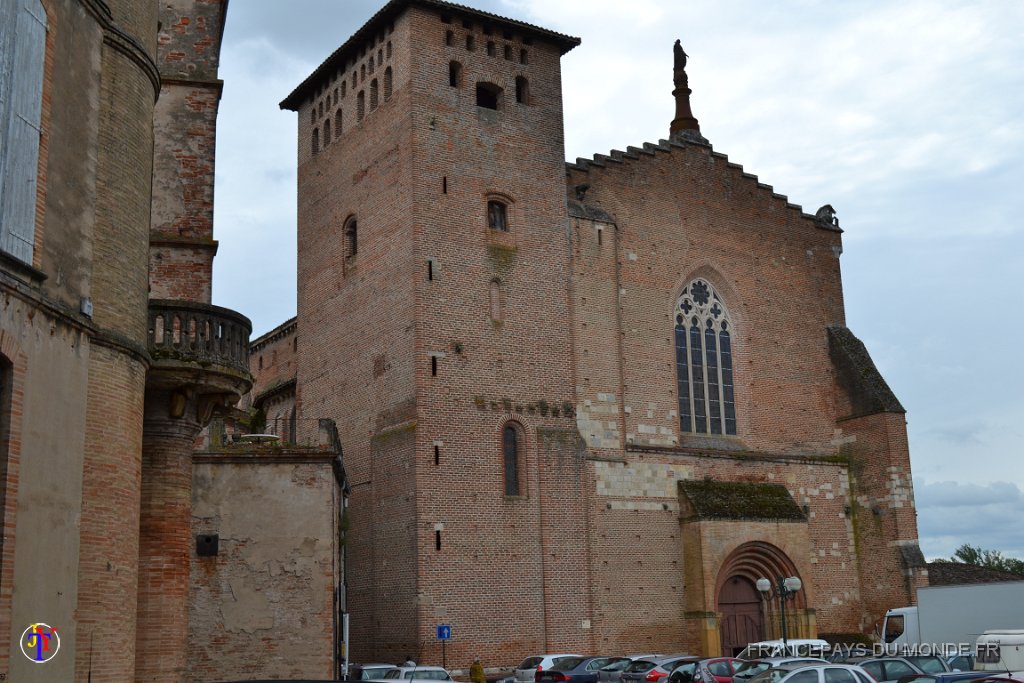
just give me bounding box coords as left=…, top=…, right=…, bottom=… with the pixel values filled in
left=678, top=479, right=805, bottom=522
left=486, top=244, right=517, bottom=276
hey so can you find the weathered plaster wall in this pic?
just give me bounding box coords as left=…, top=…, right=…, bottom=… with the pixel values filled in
left=189, top=452, right=340, bottom=682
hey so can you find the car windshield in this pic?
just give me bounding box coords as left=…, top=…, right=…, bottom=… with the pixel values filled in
left=604, top=660, right=633, bottom=672
left=905, top=658, right=945, bottom=674
left=627, top=662, right=658, bottom=673
left=553, top=659, right=587, bottom=671
left=735, top=663, right=770, bottom=676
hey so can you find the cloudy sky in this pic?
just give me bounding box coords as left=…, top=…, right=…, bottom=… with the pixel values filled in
left=211, top=0, right=1024, bottom=562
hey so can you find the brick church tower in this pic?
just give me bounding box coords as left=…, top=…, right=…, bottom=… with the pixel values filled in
left=282, top=1, right=586, bottom=663
left=282, top=0, right=925, bottom=667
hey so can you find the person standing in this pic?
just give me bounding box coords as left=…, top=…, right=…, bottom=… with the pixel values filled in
left=470, top=658, right=485, bottom=683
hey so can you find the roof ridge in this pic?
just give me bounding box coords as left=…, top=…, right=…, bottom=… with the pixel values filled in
left=565, top=137, right=833, bottom=223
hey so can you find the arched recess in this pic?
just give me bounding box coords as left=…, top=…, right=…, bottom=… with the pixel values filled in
left=715, top=541, right=809, bottom=653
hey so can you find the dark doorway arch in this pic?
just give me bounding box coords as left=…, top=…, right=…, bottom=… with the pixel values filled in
left=719, top=576, right=762, bottom=656
left=715, top=541, right=807, bottom=654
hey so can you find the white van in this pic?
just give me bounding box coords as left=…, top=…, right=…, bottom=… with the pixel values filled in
left=976, top=630, right=1024, bottom=672
left=736, top=639, right=830, bottom=660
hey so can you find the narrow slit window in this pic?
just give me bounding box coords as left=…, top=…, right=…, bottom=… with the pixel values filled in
left=442, top=176, right=448, bottom=194
left=335, top=109, right=343, bottom=138
left=431, top=356, right=437, bottom=376
left=357, top=91, right=365, bottom=121
left=384, top=67, right=393, bottom=101
left=370, top=79, right=379, bottom=110
left=312, top=128, right=320, bottom=155
left=435, top=530, right=442, bottom=551
left=503, top=424, right=522, bottom=496
left=323, top=119, right=331, bottom=145
left=427, top=259, right=434, bottom=281
left=344, top=216, right=358, bottom=257
left=434, top=444, right=440, bottom=465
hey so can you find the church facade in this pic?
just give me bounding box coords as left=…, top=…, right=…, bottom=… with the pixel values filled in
left=278, top=0, right=926, bottom=667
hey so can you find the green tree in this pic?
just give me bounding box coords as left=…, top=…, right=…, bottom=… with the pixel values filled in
left=948, top=544, right=1024, bottom=576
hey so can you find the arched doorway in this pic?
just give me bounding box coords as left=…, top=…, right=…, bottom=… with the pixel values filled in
left=719, top=576, right=763, bottom=656
left=715, top=541, right=809, bottom=654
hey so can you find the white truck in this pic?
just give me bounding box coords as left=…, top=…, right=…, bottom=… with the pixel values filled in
left=880, top=581, right=1024, bottom=655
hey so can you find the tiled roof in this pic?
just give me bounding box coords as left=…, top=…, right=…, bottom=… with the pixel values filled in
left=281, top=0, right=580, bottom=110
left=926, top=562, right=1024, bottom=586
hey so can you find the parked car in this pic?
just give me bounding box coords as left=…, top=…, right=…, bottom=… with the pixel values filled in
left=945, top=655, right=974, bottom=673
left=620, top=655, right=695, bottom=683
left=377, top=666, right=454, bottom=682
left=348, top=664, right=401, bottom=681
left=733, top=658, right=830, bottom=682
left=668, top=657, right=740, bottom=683
left=858, top=657, right=928, bottom=683
left=895, top=672, right=995, bottom=683
left=599, top=656, right=663, bottom=683
left=538, top=657, right=619, bottom=683
left=745, top=663, right=874, bottom=683
left=517, top=655, right=587, bottom=683
left=903, top=657, right=952, bottom=675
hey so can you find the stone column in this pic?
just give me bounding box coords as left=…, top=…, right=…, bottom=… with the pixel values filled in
left=135, top=387, right=203, bottom=683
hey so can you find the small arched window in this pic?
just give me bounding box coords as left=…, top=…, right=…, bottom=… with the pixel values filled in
left=503, top=423, right=523, bottom=496
left=515, top=77, right=529, bottom=104
left=675, top=278, right=737, bottom=435
left=476, top=82, right=503, bottom=110
left=384, top=67, right=393, bottom=101
left=323, top=119, right=331, bottom=145
left=344, top=216, right=358, bottom=258
left=341, top=80, right=347, bottom=98
left=357, top=91, right=365, bottom=121
left=335, top=109, right=343, bottom=138
left=370, top=79, right=379, bottom=110
left=449, top=61, right=463, bottom=88
left=312, top=127, right=320, bottom=155
left=487, top=199, right=508, bottom=231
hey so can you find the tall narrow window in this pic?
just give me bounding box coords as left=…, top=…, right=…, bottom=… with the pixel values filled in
left=445, top=30, right=454, bottom=46
left=384, top=67, right=393, bottom=101
left=487, top=199, right=507, bottom=231
left=335, top=109, right=343, bottom=138
left=323, top=119, right=331, bottom=145
left=675, top=279, right=737, bottom=435
left=515, top=76, right=529, bottom=104
left=489, top=279, right=503, bottom=321
left=357, top=91, right=365, bottom=121
left=344, top=216, right=358, bottom=257
left=311, top=128, right=320, bottom=155
left=503, top=424, right=522, bottom=496
left=370, top=79, right=379, bottom=110
left=0, top=0, right=47, bottom=263
left=449, top=61, right=463, bottom=88
left=520, top=48, right=528, bottom=65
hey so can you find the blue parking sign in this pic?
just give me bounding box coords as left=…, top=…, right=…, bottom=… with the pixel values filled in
left=437, top=624, right=451, bottom=640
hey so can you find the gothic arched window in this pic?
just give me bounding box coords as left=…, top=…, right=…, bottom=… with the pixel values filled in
left=675, top=278, right=736, bottom=435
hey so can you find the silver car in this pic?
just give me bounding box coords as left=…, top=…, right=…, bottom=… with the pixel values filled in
left=516, top=655, right=587, bottom=683
left=600, top=658, right=660, bottom=683
left=746, top=663, right=875, bottom=683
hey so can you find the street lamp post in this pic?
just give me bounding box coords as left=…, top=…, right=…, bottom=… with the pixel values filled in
left=756, top=576, right=802, bottom=648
